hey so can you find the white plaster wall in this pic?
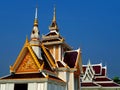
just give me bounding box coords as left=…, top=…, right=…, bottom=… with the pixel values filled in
left=58, top=71, right=67, bottom=82
left=48, top=83, right=65, bottom=90
left=58, top=71, right=70, bottom=90
left=5, top=83, right=14, bottom=90
left=28, top=83, right=37, bottom=90
left=0, top=84, right=5, bottom=90
left=68, top=72, right=74, bottom=90
left=37, top=83, right=44, bottom=90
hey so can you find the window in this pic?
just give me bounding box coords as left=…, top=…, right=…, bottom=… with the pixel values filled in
left=14, top=84, right=27, bottom=90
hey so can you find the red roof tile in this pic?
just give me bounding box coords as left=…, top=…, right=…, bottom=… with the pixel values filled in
left=93, top=65, right=101, bottom=75
left=101, top=68, right=106, bottom=76
left=63, top=51, right=78, bottom=68
left=97, top=83, right=120, bottom=87
left=1, top=73, right=64, bottom=82
left=82, top=66, right=86, bottom=73
left=1, top=73, right=44, bottom=79
left=81, top=82, right=99, bottom=87
left=94, top=77, right=111, bottom=82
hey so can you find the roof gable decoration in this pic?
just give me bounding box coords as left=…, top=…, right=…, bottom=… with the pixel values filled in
left=10, top=37, right=43, bottom=74
left=82, top=60, right=95, bottom=82
left=74, top=48, right=83, bottom=74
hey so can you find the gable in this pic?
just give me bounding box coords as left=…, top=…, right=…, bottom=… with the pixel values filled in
left=10, top=39, right=42, bottom=74
left=16, top=52, right=39, bottom=73
left=10, top=38, right=57, bottom=74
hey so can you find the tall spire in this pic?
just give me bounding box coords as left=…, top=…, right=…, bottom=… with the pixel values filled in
left=30, top=7, right=42, bottom=60
left=34, top=7, right=38, bottom=26
left=31, top=7, right=40, bottom=40
left=49, top=6, right=59, bottom=32
left=53, top=6, right=56, bottom=22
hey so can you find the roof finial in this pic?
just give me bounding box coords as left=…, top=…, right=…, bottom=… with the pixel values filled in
left=31, top=7, right=40, bottom=40
left=34, top=7, right=38, bottom=26
left=49, top=5, right=59, bottom=32
left=35, top=7, right=38, bottom=19
left=53, top=5, right=56, bottom=22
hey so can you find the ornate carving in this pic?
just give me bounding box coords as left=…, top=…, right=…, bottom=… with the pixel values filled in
left=16, top=52, right=39, bottom=73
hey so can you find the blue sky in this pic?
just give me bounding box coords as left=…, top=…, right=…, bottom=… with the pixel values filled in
left=0, top=0, right=120, bottom=78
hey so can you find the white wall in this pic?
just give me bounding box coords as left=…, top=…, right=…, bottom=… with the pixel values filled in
left=68, top=72, right=74, bottom=90
left=5, top=83, right=14, bottom=90
left=28, top=82, right=47, bottom=90
left=0, top=83, right=14, bottom=90
left=48, top=83, right=65, bottom=90
left=28, top=83, right=37, bottom=90
left=0, top=84, right=5, bottom=90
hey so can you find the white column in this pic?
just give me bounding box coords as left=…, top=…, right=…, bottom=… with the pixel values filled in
left=28, top=83, right=37, bottom=90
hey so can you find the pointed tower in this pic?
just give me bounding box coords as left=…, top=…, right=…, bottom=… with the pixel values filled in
left=30, top=7, right=42, bottom=60
left=49, top=6, right=59, bottom=32
left=42, top=7, right=72, bottom=62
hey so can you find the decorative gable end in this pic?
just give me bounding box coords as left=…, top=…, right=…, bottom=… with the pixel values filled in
left=16, top=52, right=39, bottom=73
left=10, top=38, right=43, bottom=74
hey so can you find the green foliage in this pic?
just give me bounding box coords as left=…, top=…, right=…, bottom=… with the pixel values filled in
left=113, top=76, right=120, bottom=84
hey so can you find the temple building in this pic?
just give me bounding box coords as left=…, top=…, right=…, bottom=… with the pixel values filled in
left=0, top=5, right=120, bottom=90
left=0, top=7, right=82, bottom=90
left=81, top=61, right=120, bottom=90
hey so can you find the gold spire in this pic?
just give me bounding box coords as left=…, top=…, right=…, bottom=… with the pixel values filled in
left=53, top=6, right=56, bottom=22
left=34, top=7, right=38, bottom=26
left=49, top=6, right=59, bottom=32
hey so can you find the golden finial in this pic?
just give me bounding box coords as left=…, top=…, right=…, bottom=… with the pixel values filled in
left=49, top=5, right=59, bottom=31
left=25, top=35, right=29, bottom=43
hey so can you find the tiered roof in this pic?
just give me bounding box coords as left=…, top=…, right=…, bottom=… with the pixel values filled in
left=81, top=61, right=120, bottom=88
left=0, top=7, right=82, bottom=84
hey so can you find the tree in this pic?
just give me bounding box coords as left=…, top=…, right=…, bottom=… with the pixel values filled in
left=113, top=77, right=120, bottom=84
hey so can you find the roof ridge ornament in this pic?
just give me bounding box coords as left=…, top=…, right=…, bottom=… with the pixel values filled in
left=49, top=6, right=59, bottom=32
left=34, top=7, right=38, bottom=26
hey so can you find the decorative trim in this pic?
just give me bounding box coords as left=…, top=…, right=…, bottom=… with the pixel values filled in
left=53, top=46, right=56, bottom=60
left=41, top=43, right=56, bottom=69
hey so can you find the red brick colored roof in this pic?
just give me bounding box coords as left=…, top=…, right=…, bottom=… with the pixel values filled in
left=94, top=77, right=111, bottom=82
left=1, top=73, right=44, bottom=79
left=93, top=65, right=101, bottom=75
left=82, top=66, right=86, bottom=73
left=97, top=83, right=120, bottom=87
left=1, top=73, right=64, bottom=82
left=101, top=68, right=106, bottom=76
left=63, top=51, right=78, bottom=68
left=81, top=82, right=99, bottom=87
